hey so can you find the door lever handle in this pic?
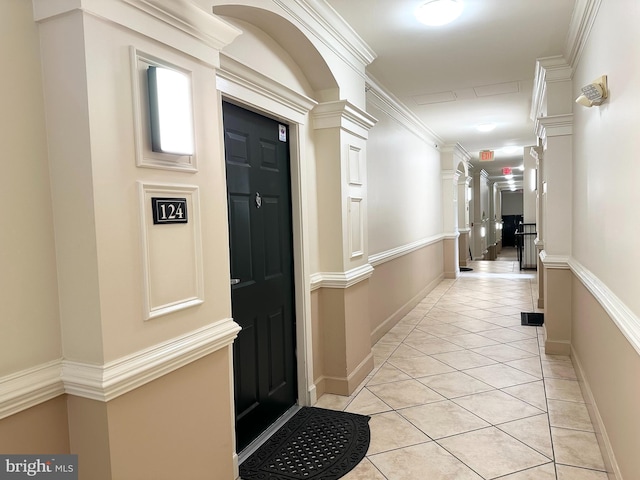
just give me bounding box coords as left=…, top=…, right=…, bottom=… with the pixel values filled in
left=230, top=278, right=240, bottom=285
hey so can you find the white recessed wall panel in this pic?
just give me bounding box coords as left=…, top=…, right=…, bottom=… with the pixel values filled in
left=349, top=196, right=363, bottom=259
left=138, top=183, right=204, bottom=319
left=348, top=145, right=362, bottom=185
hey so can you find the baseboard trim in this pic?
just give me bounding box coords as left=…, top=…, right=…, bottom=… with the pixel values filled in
left=544, top=339, right=571, bottom=355
left=571, top=347, right=622, bottom=480
left=370, top=273, right=444, bottom=345
left=317, top=353, right=374, bottom=396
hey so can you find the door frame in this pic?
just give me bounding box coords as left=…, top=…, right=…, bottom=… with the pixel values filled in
left=216, top=55, right=318, bottom=473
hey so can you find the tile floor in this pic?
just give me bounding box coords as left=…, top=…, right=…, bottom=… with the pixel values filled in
left=315, top=252, right=608, bottom=479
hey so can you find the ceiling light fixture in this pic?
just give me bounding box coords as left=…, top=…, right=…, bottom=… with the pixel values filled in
left=415, top=0, right=464, bottom=26
left=502, top=146, right=520, bottom=154
left=477, top=123, right=496, bottom=132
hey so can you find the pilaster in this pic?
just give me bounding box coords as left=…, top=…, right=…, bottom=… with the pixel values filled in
left=532, top=56, right=574, bottom=354
left=34, top=1, right=241, bottom=477
left=311, top=100, right=377, bottom=395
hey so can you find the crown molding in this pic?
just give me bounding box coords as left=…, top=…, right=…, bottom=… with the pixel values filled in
left=287, top=0, right=377, bottom=68
left=33, top=0, right=242, bottom=67
left=0, top=361, right=64, bottom=420
left=310, top=264, right=374, bottom=290
left=365, top=75, right=443, bottom=149
left=565, top=0, right=603, bottom=69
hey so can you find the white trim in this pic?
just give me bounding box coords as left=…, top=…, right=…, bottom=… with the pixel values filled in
left=278, top=0, right=377, bottom=75
left=530, top=56, right=573, bottom=122
left=565, top=0, right=603, bottom=70
left=536, top=114, right=574, bottom=141
left=217, top=54, right=317, bottom=125
left=312, top=100, right=377, bottom=140
left=0, top=361, right=64, bottom=420
left=33, top=0, right=242, bottom=67
left=310, top=264, right=374, bottom=290
left=368, top=234, right=445, bottom=267
left=365, top=75, right=443, bottom=148
left=0, top=320, right=240, bottom=416
left=62, top=319, right=240, bottom=402
left=539, top=250, right=570, bottom=269
left=569, top=258, right=640, bottom=357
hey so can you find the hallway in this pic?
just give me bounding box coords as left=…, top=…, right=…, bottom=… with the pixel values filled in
left=315, top=262, right=607, bottom=479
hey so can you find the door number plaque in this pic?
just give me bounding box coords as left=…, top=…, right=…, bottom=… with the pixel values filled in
left=151, top=197, right=188, bottom=224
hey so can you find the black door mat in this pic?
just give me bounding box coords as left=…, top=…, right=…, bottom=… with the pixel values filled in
left=239, top=406, right=370, bottom=480
left=460, top=267, right=473, bottom=272
left=521, top=312, right=544, bottom=326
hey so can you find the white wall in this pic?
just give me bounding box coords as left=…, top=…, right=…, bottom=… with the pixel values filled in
left=502, top=191, right=524, bottom=216
left=366, top=98, right=442, bottom=254
left=572, top=0, right=640, bottom=316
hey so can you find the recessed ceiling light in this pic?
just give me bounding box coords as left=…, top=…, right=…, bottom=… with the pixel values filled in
left=476, top=123, right=496, bottom=132
left=415, top=0, right=464, bottom=26
left=502, top=146, right=520, bottom=154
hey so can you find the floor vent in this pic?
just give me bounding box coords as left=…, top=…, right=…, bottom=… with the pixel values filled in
left=521, top=312, right=544, bottom=326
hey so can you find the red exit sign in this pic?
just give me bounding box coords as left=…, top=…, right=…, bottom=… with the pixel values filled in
left=502, top=167, right=512, bottom=175
left=479, top=150, right=494, bottom=161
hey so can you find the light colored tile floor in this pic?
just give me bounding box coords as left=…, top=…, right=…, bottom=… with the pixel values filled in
left=315, top=254, right=608, bottom=479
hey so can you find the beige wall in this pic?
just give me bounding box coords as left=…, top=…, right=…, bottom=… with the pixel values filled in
left=0, top=0, right=61, bottom=376
left=369, top=243, right=444, bottom=344
left=107, top=351, right=234, bottom=480
left=0, top=396, right=69, bottom=454
left=571, top=277, right=640, bottom=480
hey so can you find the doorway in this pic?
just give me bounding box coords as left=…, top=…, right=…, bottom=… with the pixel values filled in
left=222, top=101, right=298, bottom=452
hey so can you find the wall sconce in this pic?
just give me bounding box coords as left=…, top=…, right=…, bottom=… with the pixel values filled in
left=575, top=75, right=608, bottom=107
left=147, top=66, right=194, bottom=155
left=480, top=226, right=486, bottom=238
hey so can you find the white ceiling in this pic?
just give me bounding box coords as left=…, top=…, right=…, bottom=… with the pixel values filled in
left=325, top=0, right=577, bottom=186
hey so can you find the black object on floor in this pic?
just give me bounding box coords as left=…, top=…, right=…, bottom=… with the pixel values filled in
left=521, top=312, right=544, bottom=326
left=240, top=407, right=370, bottom=480
left=460, top=267, right=473, bottom=272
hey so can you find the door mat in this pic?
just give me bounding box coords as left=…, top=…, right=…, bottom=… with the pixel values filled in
left=460, top=267, right=473, bottom=272
left=239, top=407, right=370, bottom=480
left=521, top=312, right=544, bottom=326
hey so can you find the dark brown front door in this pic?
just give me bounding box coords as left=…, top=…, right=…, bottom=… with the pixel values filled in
left=222, top=101, right=297, bottom=451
